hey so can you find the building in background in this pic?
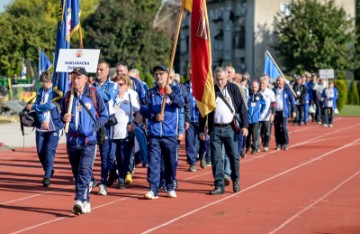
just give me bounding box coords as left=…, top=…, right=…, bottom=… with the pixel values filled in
left=177, top=0, right=355, bottom=78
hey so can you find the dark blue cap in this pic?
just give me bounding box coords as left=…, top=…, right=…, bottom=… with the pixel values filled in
left=153, top=64, right=168, bottom=73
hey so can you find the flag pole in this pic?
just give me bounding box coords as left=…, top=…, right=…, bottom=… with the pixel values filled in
left=265, top=50, right=297, bottom=97
left=64, top=24, right=83, bottom=133
left=159, top=5, right=185, bottom=115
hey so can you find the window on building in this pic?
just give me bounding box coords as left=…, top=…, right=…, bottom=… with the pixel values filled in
left=280, top=2, right=291, bottom=16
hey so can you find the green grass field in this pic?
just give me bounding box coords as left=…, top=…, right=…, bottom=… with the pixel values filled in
left=339, top=105, right=360, bottom=117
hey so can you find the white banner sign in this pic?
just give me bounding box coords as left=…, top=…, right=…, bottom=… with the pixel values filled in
left=56, top=49, right=100, bottom=73
left=319, top=69, right=335, bottom=79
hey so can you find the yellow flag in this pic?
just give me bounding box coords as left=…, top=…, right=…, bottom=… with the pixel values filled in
left=182, top=0, right=192, bottom=12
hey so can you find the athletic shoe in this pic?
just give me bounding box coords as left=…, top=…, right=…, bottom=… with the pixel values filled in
left=322, top=124, right=328, bottom=127
left=200, top=159, right=206, bottom=169
left=167, top=190, right=177, bottom=198
left=329, top=124, right=333, bottom=128
left=276, top=146, right=281, bottom=151
left=206, top=161, right=211, bottom=167
left=72, top=200, right=83, bottom=215
left=98, top=184, right=107, bottom=196
left=283, top=145, right=288, bottom=151
left=117, top=181, right=126, bottom=189
left=125, top=172, right=133, bottom=184
left=224, top=175, right=231, bottom=186
left=144, top=190, right=158, bottom=200
left=43, top=178, right=50, bottom=187
left=89, top=178, right=97, bottom=193
left=189, top=164, right=197, bottom=172
left=264, top=147, right=269, bottom=152
left=82, top=201, right=91, bottom=214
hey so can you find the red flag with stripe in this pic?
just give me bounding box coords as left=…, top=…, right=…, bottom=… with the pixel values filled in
left=190, top=0, right=215, bottom=117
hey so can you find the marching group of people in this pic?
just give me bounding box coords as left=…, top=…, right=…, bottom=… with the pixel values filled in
left=26, top=62, right=338, bottom=215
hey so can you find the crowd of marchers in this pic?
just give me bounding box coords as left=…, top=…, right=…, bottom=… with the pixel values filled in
left=26, top=63, right=338, bottom=215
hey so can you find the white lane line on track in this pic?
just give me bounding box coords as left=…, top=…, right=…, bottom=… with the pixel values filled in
left=242, top=123, right=360, bottom=163
left=268, top=169, right=360, bottom=234
left=10, top=195, right=137, bottom=234
left=140, top=138, right=360, bottom=234
left=7, top=121, right=360, bottom=233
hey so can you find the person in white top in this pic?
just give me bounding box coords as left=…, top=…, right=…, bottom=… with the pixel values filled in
left=259, top=75, right=276, bottom=152
left=111, top=75, right=140, bottom=190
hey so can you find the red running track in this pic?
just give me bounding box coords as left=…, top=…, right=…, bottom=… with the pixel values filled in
left=0, top=117, right=360, bottom=234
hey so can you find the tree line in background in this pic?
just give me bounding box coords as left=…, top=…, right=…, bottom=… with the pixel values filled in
left=0, top=0, right=359, bottom=104
left=274, top=0, right=360, bottom=107
left=0, top=0, right=172, bottom=89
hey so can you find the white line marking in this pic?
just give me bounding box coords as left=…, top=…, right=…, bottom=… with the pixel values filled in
left=7, top=121, right=360, bottom=233
left=268, top=169, right=360, bottom=234
left=140, top=138, right=360, bottom=234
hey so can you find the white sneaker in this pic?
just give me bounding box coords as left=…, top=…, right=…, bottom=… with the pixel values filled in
left=323, top=124, right=328, bottom=127
left=144, top=190, right=158, bottom=200
left=89, top=178, right=98, bottom=193
left=167, top=190, right=177, bottom=198
left=72, top=200, right=83, bottom=215
left=98, top=184, right=107, bottom=196
left=82, top=201, right=91, bottom=214
left=264, top=147, right=269, bottom=152
left=329, top=124, right=333, bottom=128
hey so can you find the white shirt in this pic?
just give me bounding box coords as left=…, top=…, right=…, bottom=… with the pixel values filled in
left=260, top=88, right=276, bottom=121
left=324, top=88, right=334, bottom=108
left=214, top=87, right=234, bottom=124
left=112, top=89, right=140, bottom=139
left=275, top=88, right=284, bottom=111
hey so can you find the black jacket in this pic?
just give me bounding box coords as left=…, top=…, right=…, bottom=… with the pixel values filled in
left=293, top=83, right=307, bottom=105
left=199, top=81, right=248, bottom=133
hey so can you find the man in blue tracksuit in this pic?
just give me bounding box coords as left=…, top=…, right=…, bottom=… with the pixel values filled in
left=273, top=76, right=296, bottom=150
left=246, top=80, right=266, bottom=154
left=62, top=67, right=108, bottom=214
left=183, top=67, right=206, bottom=171
left=92, top=61, right=119, bottom=195
left=26, top=71, right=64, bottom=187
left=140, top=65, right=184, bottom=199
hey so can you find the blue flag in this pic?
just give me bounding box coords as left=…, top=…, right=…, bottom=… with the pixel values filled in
left=264, top=51, right=281, bottom=83
left=52, top=0, right=81, bottom=104
left=39, top=49, right=52, bottom=74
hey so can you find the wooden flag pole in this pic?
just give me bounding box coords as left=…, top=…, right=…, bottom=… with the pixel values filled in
left=64, top=24, right=84, bottom=133
left=266, top=50, right=297, bottom=97
left=159, top=6, right=185, bottom=116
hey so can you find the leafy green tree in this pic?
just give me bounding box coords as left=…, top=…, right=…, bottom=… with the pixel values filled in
left=348, top=77, right=360, bottom=105
left=83, top=0, right=172, bottom=72
left=274, top=0, right=357, bottom=74
left=334, top=70, right=348, bottom=111
left=0, top=0, right=99, bottom=76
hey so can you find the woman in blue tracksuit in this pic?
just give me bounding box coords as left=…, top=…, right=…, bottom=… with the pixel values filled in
left=140, top=65, right=184, bottom=200
left=61, top=67, right=108, bottom=215
left=26, top=71, right=64, bottom=187
left=246, top=80, right=266, bottom=154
